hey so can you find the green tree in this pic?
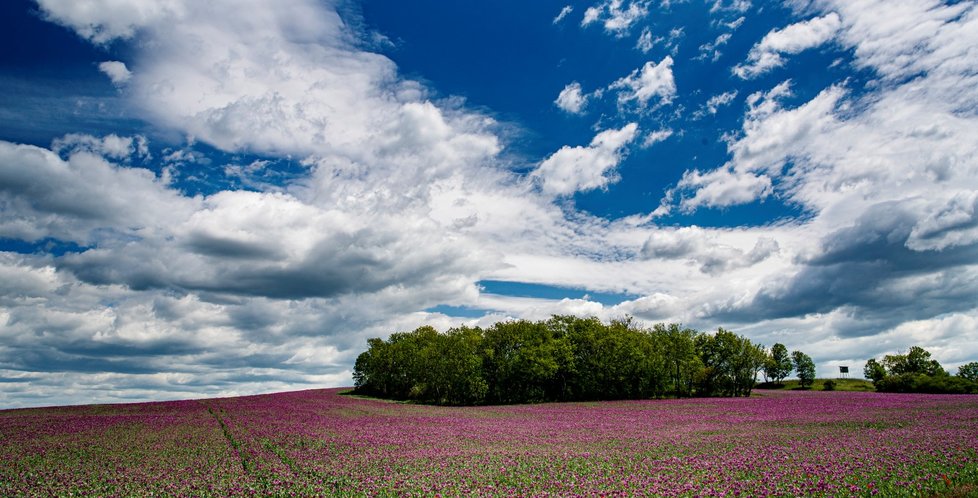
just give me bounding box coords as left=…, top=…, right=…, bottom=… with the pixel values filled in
left=482, top=320, right=571, bottom=403
left=791, top=350, right=816, bottom=389
left=422, top=326, right=487, bottom=404
left=355, top=317, right=784, bottom=405
left=863, top=358, right=886, bottom=383
left=655, top=323, right=699, bottom=397
left=765, top=343, right=793, bottom=385
left=694, top=328, right=765, bottom=397
left=958, top=361, right=978, bottom=382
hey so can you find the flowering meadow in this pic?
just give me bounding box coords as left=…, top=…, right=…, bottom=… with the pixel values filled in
left=1, top=389, right=976, bottom=497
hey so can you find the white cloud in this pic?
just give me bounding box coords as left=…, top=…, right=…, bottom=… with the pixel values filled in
left=51, top=133, right=149, bottom=160
left=610, top=56, right=677, bottom=109
left=709, top=0, right=751, bottom=13
left=36, top=0, right=185, bottom=44
left=581, top=0, right=650, bottom=37
left=98, top=60, right=131, bottom=84
left=672, top=80, right=842, bottom=211
left=677, top=168, right=773, bottom=212
left=553, top=5, right=573, bottom=24
left=702, top=90, right=738, bottom=116
left=636, top=27, right=655, bottom=52
left=0, top=140, right=191, bottom=244
left=640, top=226, right=780, bottom=274
left=641, top=128, right=673, bottom=148
left=532, top=124, right=638, bottom=196
left=555, top=82, right=588, bottom=114
left=734, top=13, right=842, bottom=78
left=697, top=32, right=732, bottom=61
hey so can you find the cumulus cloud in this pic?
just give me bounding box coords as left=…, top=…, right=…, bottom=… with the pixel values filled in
left=610, top=56, right=677, bottom=109
left=532, top=124, right=638, bottom=196
left=641, top=128, right=673, bottom=148
left=97, top=60, right=131, bottom=84
left=51, top=133, right=149, bottom=160
left=734, top=13, right=842, bottom=78
left=0, top=140, right=191, bottom=244
left=672, top=80, right=841, bottom=211
left=581, top=0, right=650, bottom=36
left=36, top=0, right=185, bottom=44
left=555, top=82, right=588, bottom=114
left=640, top=226, right=779, bottom=274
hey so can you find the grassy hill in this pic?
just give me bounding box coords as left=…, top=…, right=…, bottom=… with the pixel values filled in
left=755, top=378, right=876, bottom=392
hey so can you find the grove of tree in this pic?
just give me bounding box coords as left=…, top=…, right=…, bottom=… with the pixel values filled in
left=864, top=347, right=978, bottom=394
left=354, top=316, right=789, bottom=405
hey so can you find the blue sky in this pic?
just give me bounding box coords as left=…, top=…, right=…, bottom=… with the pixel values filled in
left=1, top=0, right=977, bottom=407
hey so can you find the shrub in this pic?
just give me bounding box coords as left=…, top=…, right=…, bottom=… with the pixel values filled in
left=822, top=379, right=837, bottom=391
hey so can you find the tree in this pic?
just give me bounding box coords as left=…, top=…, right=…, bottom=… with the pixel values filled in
left=864, top=358, right=886, bottom=383
left=791, top=350, right=816, bottom=389
left=694, top=328, right=765, bottom=397
left=883, top=346, right=947, bottom=377
left=355, top=317, right=787, bottom=405
left=958, top=361, right=978, bottom=382
left=866, top=346, right=971, bottom=394
left=655, top=323, right=699, bottom=398
left=765, top=343, right=793, bottom=385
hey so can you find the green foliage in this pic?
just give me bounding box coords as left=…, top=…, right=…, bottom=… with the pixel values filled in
left=883, top=346, right=947, bottom=377
left=863, top=358, right=886, bottom=383
left=957, top=361, right=978, bottom=382
left=693, top=328, right=766, bottom=397
left=655, top=323, right=699, bottom=398
left=865, top=346, right=978, bottom=394
left=764, top=343, right=793, bottom=385
left=353, top=316, right=769, bottom=405
left=791, top=350, right=816, bottom=389
left=822, top=379, right=836, bottom=391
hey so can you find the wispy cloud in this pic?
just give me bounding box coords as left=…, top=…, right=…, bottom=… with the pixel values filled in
left=734, top=13, right=842, bottom=78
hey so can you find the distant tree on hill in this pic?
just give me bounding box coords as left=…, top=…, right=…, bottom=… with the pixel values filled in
left=865, top=346, right=977, bottom=394
left=765, top=343, right=793, bottom=385
left=883, top=346, right=946, bottom=377
left=863, top=358, right=886, bottom=383
left=791, top=350, right=816, bottom=389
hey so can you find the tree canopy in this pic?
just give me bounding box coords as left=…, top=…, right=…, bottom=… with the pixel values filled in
left=791, top=350, right=816, bottom=389
left=863, top=347, right=978, bottom=394
left=764, top=343, right=793, bottom=385
left=354, top=316, right=779, bottom=405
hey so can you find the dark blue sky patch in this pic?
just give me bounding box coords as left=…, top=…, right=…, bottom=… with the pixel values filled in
left=0, top=237, right=88, bottom=256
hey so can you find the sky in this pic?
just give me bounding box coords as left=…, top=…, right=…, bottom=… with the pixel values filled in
left=1, top=0, right=977, bottom=408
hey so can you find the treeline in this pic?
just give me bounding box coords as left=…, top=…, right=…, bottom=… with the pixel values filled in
left=354, top=316, right=783, bottom=405
left=864, top=347, right=978, bottom=394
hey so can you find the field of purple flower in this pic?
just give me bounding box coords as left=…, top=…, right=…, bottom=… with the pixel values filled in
left=1, top=389, right=976, bottom=497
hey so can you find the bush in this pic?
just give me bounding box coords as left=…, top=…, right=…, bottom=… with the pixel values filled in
left=822, top=379, right=836, bottom=391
